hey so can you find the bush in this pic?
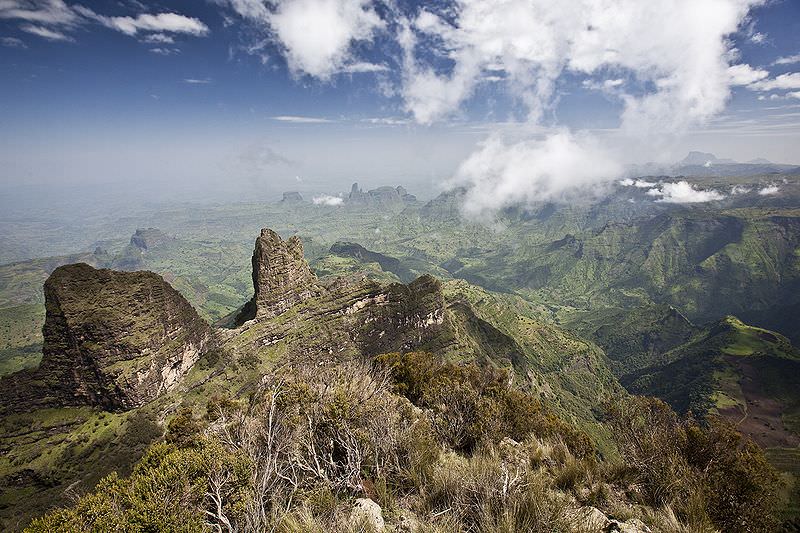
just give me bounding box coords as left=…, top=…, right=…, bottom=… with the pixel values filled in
left=377, top=352, right=594, bottom=457
left=606, top=396, right=781, bottom=532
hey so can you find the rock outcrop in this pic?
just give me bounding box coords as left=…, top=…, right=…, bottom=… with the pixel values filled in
left=281, top=191, right=304, bottom=204
left=236, top=229, right=322, bottom=323
left=113, top=228, right=174, bottom=270
left=129, top=228, right=173, bottom=251
left=347, top=183, right=416, bottom=207
left=1, top=263, right=210, bottom=412
left=232, top=228, right=447, bottom=356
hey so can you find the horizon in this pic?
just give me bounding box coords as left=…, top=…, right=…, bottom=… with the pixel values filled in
left=1, top=0, right=800, bottom=211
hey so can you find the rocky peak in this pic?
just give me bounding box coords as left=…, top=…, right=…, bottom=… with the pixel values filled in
left=281, top=191, right=304, bottom=203
left=236, top=229, right=321, bottom=323
left=130, top=228, right=173, bottom=251
left=1, top=263, right=210, bottom=412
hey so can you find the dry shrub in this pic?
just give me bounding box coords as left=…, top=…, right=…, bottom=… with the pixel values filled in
left=607, top=396, right=781, bottom=533
left=377, top=351, right=594, bottom=458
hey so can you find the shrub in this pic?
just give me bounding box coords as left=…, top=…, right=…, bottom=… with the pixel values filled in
left=377, top=352, right=594, bottom=457
left=606, top=396, right=781, bottom=532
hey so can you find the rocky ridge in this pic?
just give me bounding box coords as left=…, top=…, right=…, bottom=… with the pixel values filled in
left=0, top=264, right=210, bottom=412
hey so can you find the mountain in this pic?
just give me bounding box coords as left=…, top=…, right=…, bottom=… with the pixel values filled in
left=679, top=151, right=737, bottom=166
left=672, top=152, right=796, bottom=177
left=0, top=228, right=627, bottom=530
left=0, top=264, right=211, bottom=413
left=1, top=179, right=799, bottom=529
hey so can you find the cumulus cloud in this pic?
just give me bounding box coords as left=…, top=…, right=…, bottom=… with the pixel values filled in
left=646, top=181, right=725, bottom=203
left=728, top=64, right=769, bottom=86
left=210, top=0, right=763, bottom=214
left=312, top=194, right=344, bottom=206
left=449, top=131, right=622, bottom=217
left=758, top=185, right=779, bottom=195
left=399, top=0, right=760, bottom=134
left=773, top=54, right=800, bottom=66
left=219, top=0, right=384, bottom=80
left=748, top=72, right=800, bottom=91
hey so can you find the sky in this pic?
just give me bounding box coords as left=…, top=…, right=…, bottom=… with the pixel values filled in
left=1, top=0, right=800, bottom=209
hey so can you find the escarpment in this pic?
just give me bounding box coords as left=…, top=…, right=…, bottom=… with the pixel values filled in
left=232, top=228, right=447, bottom=356
left=0, top=264, right=210, bottom=412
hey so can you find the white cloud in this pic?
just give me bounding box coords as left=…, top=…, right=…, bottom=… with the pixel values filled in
left=399, top=0, right=760, bottom=133
left=141, top=33, right=175, bottom=44
left=749, top=72, right=800, bottom=91
left=789, top=92, right=800, bottom=100
left=758, top=185, right=779, bottom=195
left=184, top=78, right=212, bottom=84
left=149, top=47, right=179, bottom=55
left=78, top=8, right=209, bottom=37
left=312, top=194, right=344, bottom=206
left=618, top=178, right=635, bottom=186
left=271, top=115, right=334, bottom=123
left=1, top=36, right=27, bottom=48
left=1, top=2, right=208, bottom=43
left=773, top=54, right=800, bottom=66
left=583, top=78, right=626, bottom=92
left=19, top=23, right=71, bottom=41
left=0, top=0, right=80, bottom=27
left=342, top=62, right=389, bottom=73
left=633, top=179, right=658, bottom=188
left=220, top=0, right=384, bottom=80
left=646, top=181, right=725, bottom=203
left=449, top=131, right=623, bottom=216
left=728, top=63, right=769, bottom=86
left=750, top=31, right=766, bottom=44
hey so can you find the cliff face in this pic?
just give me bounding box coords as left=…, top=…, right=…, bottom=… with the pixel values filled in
left=236, top=229, right=322, bottom=323
left=231, top=228, right=447, bottom=356
left=1, top=263, right=210, bottom=412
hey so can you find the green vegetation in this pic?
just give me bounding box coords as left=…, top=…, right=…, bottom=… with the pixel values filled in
left=1, top=176, right=799, bottom=528
left=27, top=358, right=781, bottom=533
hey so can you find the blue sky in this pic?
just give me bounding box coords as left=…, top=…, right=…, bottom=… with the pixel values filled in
left=1, top=0, right=799, bottom=203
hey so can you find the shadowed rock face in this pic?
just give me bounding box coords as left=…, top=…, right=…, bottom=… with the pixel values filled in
left=1, top=263, right=210, bottom=412
left=236, top=229, right=322, bottom=323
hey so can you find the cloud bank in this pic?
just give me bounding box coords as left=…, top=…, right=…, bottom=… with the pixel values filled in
left=646, top=181, right=725, bottom=203
left=312, top=194, right=344, bottom=206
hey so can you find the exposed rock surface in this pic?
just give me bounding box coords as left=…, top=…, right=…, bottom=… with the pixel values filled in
left=351, top=498, right=385, bottom=531
left=1, top=263, right=210, bottom=412
left=236, top=229, right=322, bottom=323
left=281, top=191, right=304, bottom=203
left=231, top=228, right=447, bottom=355
left=113, top=228, right=175, bottom=270
left=129, top=228, right=173, bottom=251
left=347, top=183, right=416, bottom=207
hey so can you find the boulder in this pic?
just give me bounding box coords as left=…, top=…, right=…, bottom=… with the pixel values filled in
left=351, top=498, right=384, bottom=531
